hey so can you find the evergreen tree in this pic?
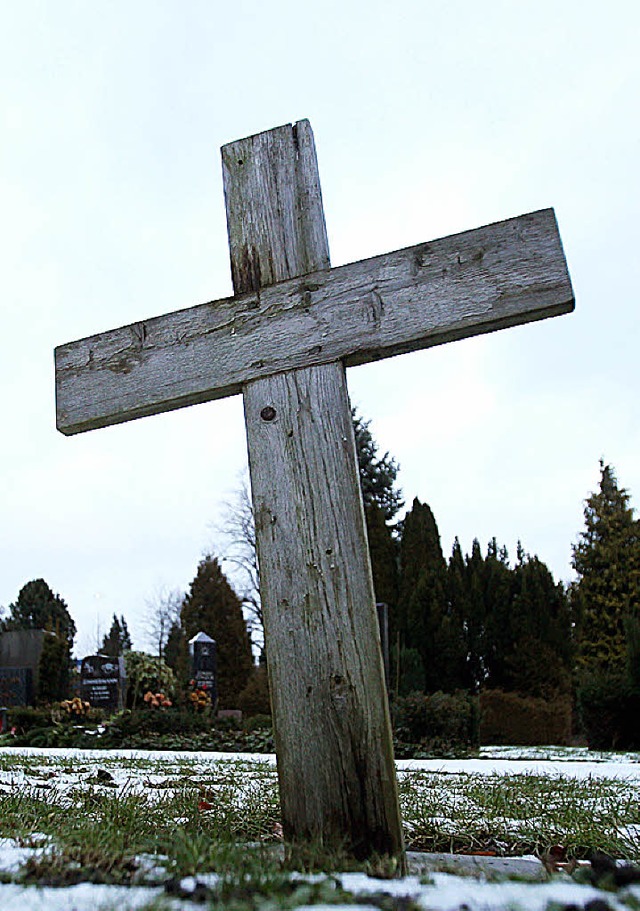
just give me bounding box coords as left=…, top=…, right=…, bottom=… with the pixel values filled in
left=164, top=619, right=190, bottom=687
left=398, top=498, right=462, bottom=692
left=352, top=411, right=403, bottom=523
left=503, top=555, right=573, bottom=696
left=572, top=461, right=640, bottom=673
left=100, top=614, right=132, bottom=656
left=5, top=579, right=76, bottom=651
left=481, top=539, right=516, bottom=690
left=365, top=503, right=399, bottom=608
left=448, top=537, right=480, bottom=691
left=37, top=633, right=71, bottom=703
left=463, top=538, right=488, bottom=691
left=181, top=555, right=253, bottom=707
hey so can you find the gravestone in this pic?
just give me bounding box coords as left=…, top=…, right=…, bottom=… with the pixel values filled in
left=79, top=655, right=126, bottom=711
left=189, top=632, right=217, bottom=704
left=55, top=120, right=574, bottom=863
left=0, top=630, right=49, bottom=705
left=0, top=668, right=33, bottom=707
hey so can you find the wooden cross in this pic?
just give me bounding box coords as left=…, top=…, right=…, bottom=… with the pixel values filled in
left=55, top=120, right=574, bottom=864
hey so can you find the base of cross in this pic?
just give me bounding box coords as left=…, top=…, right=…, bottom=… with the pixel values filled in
left=54, top=119, right=574, bottom=871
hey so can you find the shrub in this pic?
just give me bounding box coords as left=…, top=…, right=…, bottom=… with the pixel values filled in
left=243, top=713, right=272, bottom=732
left=237, top=664, right=271, bottom=718
left=576, top=669, right=640, bottom=750
left=103, top=707, right=213, bottom=744
left=7, top=706, right=51, bottom=733
left=392, top=690, right=479, bottom=757
left=123, top=652, right=176, bottom=709
left=479, top=689, right=572, bottom=746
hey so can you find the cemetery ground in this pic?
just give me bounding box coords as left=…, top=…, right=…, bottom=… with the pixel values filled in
left=0, top=746, right=638, bottom=910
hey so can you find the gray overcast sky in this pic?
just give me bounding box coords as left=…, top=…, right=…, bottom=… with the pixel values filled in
left=1, top=1, right=638, bottom=655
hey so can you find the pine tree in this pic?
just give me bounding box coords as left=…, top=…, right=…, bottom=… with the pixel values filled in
left=572, top=462, right=640, bottom=673
left=100, top=614, right=132, bottom=656
left=181, top=555, right=253, bottom=707
left=5, top=579, right=76, bottom=651
left=352, top=411, right=403, bottom=523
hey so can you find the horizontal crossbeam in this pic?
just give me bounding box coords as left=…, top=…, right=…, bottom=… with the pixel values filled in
left=55, top=208, right=573, bottom=435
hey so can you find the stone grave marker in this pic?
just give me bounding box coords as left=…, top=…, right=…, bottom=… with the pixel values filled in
left=0, top=629, right=50, bottom=705
left=55, top=120, right=574, bottom=862
left=79, top=655, right=126, bottom=711
left=0, top=668, right=34, bottom=707
left=189, top=632, right=217, bottom=705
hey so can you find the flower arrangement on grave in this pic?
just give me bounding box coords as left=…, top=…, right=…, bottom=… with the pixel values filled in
left=59, top=697, right=91, bottom=716
left=188, top=680, right=212, bottom=712
left=143, top=690, right=173, bottom=709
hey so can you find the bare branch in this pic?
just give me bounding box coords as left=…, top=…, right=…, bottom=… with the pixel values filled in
left=215, top=473, right=264, bottom=654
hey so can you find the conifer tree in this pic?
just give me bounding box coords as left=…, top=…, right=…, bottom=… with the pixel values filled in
left=365, top=503, right=399, bottom=608
left=481, top=539, right=515, bottom=690
left=5, top=579, right=76, bottom=651
left=37, top=633, right=71, bottom=703
left=572, top=461, right=640, bottom=673
left=448, top=537, right=479, bottom=690
left=463, top=539, right=488, bottom=691
left=504, top=555, right=573, bottom=696
left=100, top=614, right=132, bottom=656
left=398, top=498, right=462, bottom=692
left=164, top=620, right=190, bottom=687
left=181, top=555, right=253, bottom=707
left=352, top=411, right=403, bottom=523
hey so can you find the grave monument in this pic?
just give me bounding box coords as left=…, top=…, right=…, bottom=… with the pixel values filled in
left=79, top=654, right=126, bottom=711
left=189, top=631, right=217, bottom=705
left=0, top=630, right=50, bottom=706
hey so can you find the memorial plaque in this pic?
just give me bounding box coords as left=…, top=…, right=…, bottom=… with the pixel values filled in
left=189, top=632, right=217, bottom=704
left=79, top=655, right=126, bottom=710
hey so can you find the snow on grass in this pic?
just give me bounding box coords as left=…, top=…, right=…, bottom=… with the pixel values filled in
left=0, top=745, right=638, bottom=909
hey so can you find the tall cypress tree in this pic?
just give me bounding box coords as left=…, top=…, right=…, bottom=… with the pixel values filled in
left=572, top=461, right=640, bottom=673
left=482, top=540, right=515, bottom=690
left=398, top=498, right=462, bottom=692
left=181, top=555, right=253, bottom=707
left=448, top=537, right=478, bottom=691
left=365, top=502, right=399, bottom=607
left=504, top=555, right=573, bottom=696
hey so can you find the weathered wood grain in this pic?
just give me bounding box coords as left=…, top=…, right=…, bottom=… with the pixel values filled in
left=55, top=206, right=574, bottom=435
left=245, top=364, right=404, bottom=858
left=227, top=121, right=405, bottom=861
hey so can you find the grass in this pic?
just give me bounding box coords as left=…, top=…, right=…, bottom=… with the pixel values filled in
left=400, top=770, right=640, bottom=857
left=0, top=750, right=638, bottom=907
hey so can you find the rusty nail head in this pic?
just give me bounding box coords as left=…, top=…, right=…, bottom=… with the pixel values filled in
left=260, top=406, right=277, bottom=422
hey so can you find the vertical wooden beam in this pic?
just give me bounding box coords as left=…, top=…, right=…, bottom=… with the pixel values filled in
left=222, top=121, right=405, bottom=862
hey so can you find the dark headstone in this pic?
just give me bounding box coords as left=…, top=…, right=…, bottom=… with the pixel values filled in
left=189, top=632, right=217, bottom=704
left=79, top=655, right=126, bottom=710
left=0, top=630, right=49, bottom=699
left=0, top=668, right=34, bottom=707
